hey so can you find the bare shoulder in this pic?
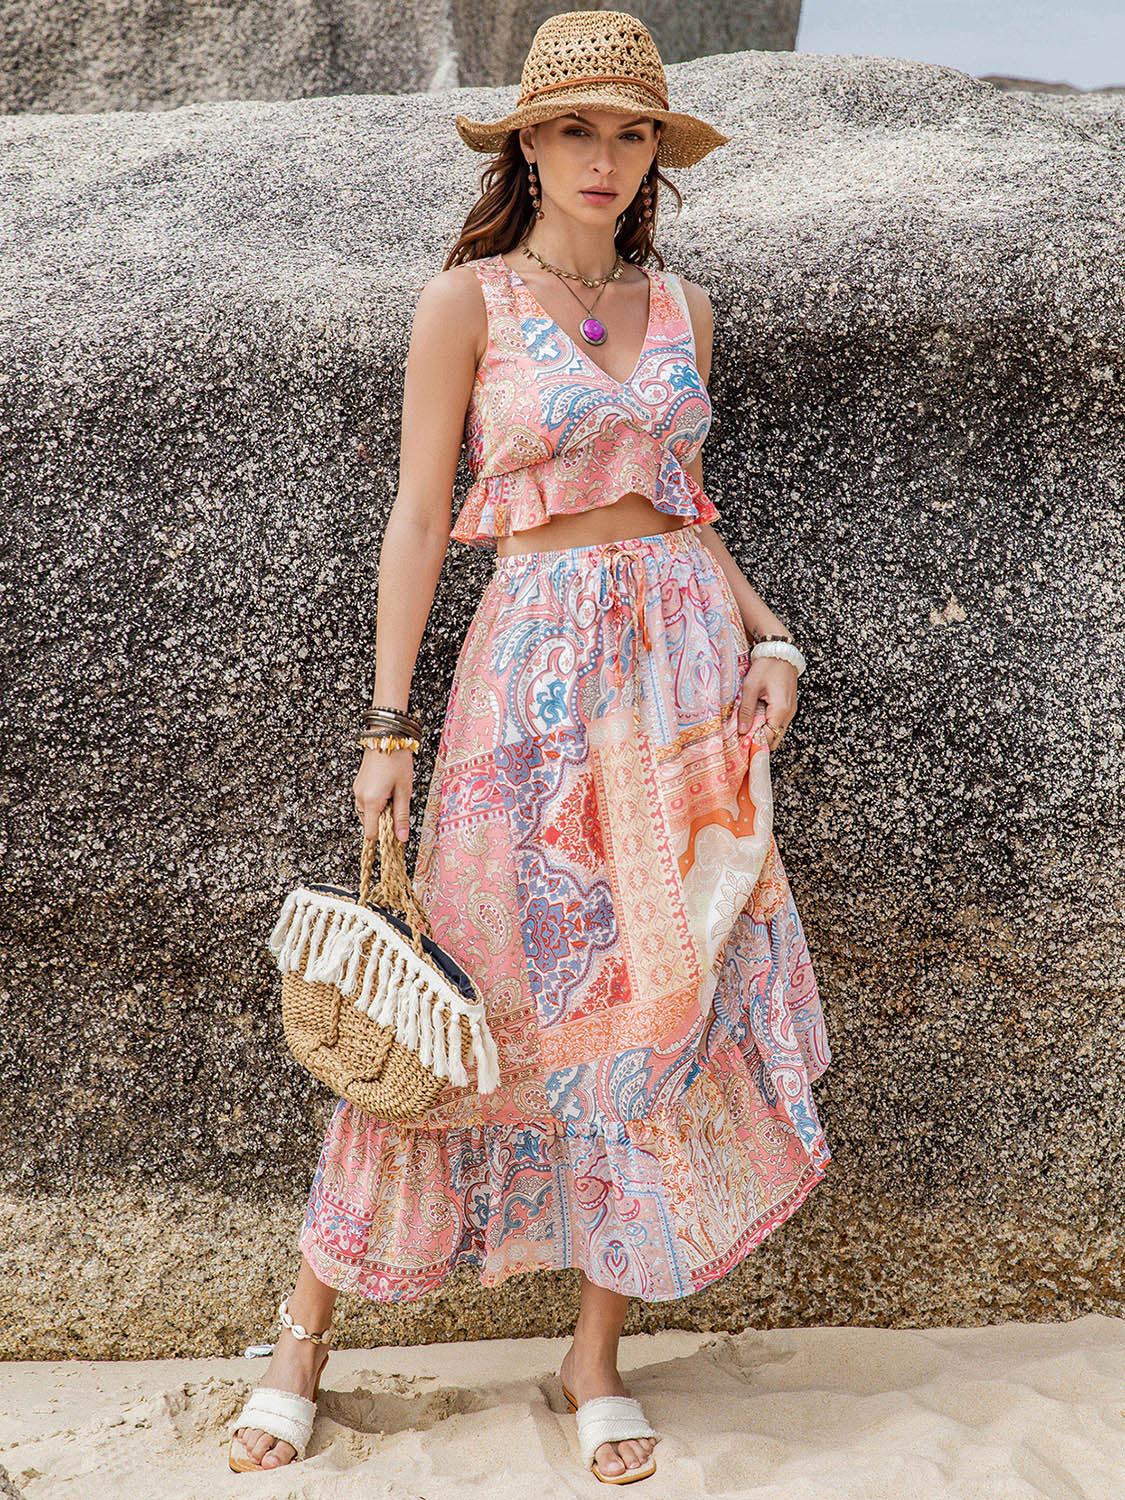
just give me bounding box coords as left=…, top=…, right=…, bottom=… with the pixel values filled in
left=678, top=275, right=715, bottom=332
left=675, top=274, right=715, bottom=381
left=415, top=261, right=486, bottom=314
left=410, top=261, right=488, bottom=366
left=394, top=262, right=490, bottom=537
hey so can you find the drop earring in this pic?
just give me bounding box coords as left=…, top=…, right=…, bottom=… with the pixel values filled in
left=527, top=162, right=544, bottom=219
left=640, top=170, right=654, bottom=223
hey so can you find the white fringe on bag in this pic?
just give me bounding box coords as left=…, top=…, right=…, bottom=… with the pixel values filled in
left=267, top=887, right=500, bottom=1094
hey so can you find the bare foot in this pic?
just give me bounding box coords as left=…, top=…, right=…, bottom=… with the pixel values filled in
left=560, top=1343, right=658, bottom=1478
left=234, top=1326, right=328, bottom=1469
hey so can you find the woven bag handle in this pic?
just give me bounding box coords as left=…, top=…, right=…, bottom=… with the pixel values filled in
left=356, top=805, right=435, bottom=959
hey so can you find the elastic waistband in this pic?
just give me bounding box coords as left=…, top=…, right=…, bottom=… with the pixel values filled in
left=493, top=523, right=704, bottom=574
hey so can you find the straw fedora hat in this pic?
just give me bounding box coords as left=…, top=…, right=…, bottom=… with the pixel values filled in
left=454, top=10, right=730, bottom=169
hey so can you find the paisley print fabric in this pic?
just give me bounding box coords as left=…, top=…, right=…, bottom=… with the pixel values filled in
left=298, top=526, right=833, bottom=1303
left=449, top=254, right=719, bottom=550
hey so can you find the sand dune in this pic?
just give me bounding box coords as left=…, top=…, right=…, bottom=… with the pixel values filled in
left=1, top=1315, right=1123, bottom=1499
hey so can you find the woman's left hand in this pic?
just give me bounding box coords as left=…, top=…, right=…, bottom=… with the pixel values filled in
left=737, top=657, right=799, bottom=750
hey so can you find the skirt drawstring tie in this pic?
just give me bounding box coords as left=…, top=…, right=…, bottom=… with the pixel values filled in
left=602, top=542, right=653, bottom=696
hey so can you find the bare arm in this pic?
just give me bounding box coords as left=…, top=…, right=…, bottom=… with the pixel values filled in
left=370, top=265, right=485, bottom=713
left=692, top=509, right=793, bottom=644
left=354, top=263, right=485, bottom=839
left=679, top=278, right=792, bottom=645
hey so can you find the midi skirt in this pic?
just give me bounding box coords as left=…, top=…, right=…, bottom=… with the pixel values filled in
left=298, top=523, right=832, bottom=1303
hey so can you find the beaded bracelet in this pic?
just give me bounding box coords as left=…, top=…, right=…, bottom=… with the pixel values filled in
left=751, top=640, right=807, bottom=677
left=358, top=732, right=421, bottom=753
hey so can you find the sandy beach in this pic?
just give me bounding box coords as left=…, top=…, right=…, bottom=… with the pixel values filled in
left=2, top=1313, right=1123, bottom=1499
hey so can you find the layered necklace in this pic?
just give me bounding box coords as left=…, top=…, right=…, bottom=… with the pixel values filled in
left=516, top=233, right=626, bottom=346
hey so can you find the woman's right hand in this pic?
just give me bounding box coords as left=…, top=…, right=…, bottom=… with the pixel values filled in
left=353, top=747, right=414, bottom=843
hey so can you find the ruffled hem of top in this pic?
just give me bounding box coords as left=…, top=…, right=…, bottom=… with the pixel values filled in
left=297, top=1028, right=832, bottom=1305
left=450, top=442, right=719, bottom=550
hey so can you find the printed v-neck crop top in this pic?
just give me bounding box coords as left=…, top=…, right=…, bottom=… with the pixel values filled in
left=449, top=253, right=718, bottom=550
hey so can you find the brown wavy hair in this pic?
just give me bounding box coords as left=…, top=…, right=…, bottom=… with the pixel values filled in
left=442, top=123, right=682, bottom=271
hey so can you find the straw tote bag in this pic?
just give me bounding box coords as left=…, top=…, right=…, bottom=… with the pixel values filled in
left=267, top=805, right=500, bottom=1120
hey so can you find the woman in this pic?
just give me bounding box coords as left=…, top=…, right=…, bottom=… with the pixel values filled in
left=230, top=9, right=832, bottom=1485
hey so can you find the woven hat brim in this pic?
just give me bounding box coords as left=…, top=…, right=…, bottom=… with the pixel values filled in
left=454, top=91, right=730, bottom=169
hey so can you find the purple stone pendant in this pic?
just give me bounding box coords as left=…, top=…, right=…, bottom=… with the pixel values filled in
left=581, top=316, right=607, bottom=345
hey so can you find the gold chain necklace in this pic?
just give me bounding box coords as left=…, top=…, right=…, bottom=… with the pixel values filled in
left=516, top=234, right=626, bottom=347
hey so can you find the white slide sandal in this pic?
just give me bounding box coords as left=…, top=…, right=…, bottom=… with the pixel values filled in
left=227, top=1293, right=333, bottom=1472
left=227, top=1377, right=324, bottom=1469
left=564, top=1383, right=661, bottom=1484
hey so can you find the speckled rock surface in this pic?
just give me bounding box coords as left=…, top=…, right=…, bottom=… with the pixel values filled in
left=1, top=50, right=1123, bottom=1358
left=0, top=0, right=801, bottom=115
